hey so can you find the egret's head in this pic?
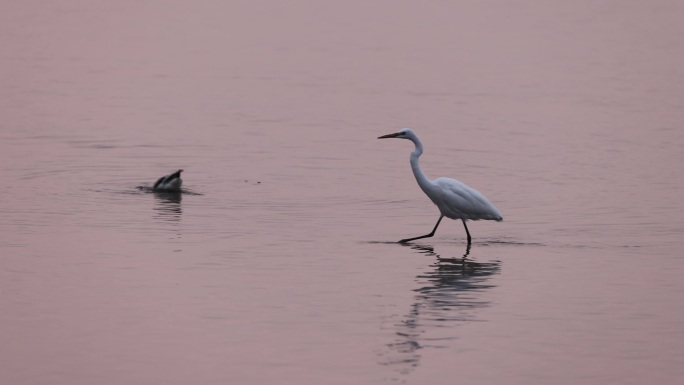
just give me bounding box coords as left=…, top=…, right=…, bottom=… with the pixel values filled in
left=377, top=128, right=414, bottom=139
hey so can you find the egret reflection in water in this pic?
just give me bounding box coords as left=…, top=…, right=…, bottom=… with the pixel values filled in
left=379, top=243, right=501, bottom=378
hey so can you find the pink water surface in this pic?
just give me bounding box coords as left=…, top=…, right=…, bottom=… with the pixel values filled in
left=2, top=1, right=684, bottom=384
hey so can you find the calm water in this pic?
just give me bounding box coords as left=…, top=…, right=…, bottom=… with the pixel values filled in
left=2, top=1, right=684, bottom=384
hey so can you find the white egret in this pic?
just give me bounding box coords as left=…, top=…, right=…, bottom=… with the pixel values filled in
left=153, top=169, right=183, bottom=192
left=378, top=129, right=502, bottom=244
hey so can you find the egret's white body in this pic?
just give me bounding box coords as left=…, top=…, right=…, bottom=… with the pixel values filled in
left=153, top=169, right=183, bottom=192
left=378, top=128, right=502, bottom=244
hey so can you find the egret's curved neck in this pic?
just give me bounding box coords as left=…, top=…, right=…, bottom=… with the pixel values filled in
left=408, top=136, right=433, bottom=192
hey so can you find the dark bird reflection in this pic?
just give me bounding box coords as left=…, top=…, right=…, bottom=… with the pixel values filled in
left=152, top=191, right=183, bottom=223
left=379, top=243, right=501, bottom=378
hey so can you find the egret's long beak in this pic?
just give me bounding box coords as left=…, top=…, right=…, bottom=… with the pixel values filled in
left=378, top=132, right=401, bottom=139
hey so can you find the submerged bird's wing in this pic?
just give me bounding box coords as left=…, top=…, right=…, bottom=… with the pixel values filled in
left=434, top=177, right=503, bottom=220
left=153, top=175, right=168, bottom=189
left=153, top=170, right=183, bottom=190
left=168, top=169, right=183, bottom=180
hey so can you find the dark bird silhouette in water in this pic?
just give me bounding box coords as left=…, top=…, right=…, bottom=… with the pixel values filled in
left=153, top=169, right=183, bottom=192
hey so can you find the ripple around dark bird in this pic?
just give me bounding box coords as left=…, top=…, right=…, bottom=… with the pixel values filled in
left=135, top=186, right=203, bottom=195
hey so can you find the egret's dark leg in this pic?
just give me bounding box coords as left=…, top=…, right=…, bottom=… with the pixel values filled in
left=400, top=215, right=444, bottom=243
left=462, top=219, right=472, bottom=245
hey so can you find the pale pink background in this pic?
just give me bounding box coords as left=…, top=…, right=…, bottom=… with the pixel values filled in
left=1, top=1, right=684, bottom=384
